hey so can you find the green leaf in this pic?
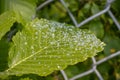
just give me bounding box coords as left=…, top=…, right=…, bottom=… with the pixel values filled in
left=64, top=65, right=80, bottom=78
left=82, top=3, right=91, bottom=14
left=91, top=3, right=100, bottom=15
left=0, top=11, right=16, bottom=40
left=1, top=0, right=37, bottom=25
left=89, top=21, right=104, bottom=39
left=112, top=0, right=120, bottom=13
left=11, top=0, right=37, bottom=24
left=103, top=34, right=120, bottom=55
left=3, top=18, right=105, bottom=76
left=0, top=39, right=10, bottom=71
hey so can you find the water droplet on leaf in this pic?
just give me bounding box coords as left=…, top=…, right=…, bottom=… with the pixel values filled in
left=24, top=42, right=27, bottom=45
left=57, top=65, right=61, bottom=69
left=31, top=46, right=34, bottom=49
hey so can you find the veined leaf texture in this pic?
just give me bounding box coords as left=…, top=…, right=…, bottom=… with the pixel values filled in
left=3, top=18, right=105, bottom=76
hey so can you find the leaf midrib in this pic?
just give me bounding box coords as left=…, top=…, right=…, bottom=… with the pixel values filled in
left=6, top=46, right=48, bottom=72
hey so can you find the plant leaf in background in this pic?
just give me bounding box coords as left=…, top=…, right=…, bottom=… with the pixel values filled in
left=103, top=33, right=120, bottom=55
left=0, top=39, right=9, bottom=71
left=112, top=0, right=120, bottom=13
left=0, top=0, right=37, bottom=25
left=91, top=2, right=100, bottom=15
left=0, top=11, right=16, bottom=40
left=89, top=21, right=104, bottom=39
left=9, top=0, right=37, bottom=24
left=1, top=18, right=105, bottom=76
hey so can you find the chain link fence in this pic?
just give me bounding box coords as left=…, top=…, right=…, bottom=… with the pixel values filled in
left=36, top=0, right=120, bottom=80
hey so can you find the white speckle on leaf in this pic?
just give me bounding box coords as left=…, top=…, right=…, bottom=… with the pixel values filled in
left=50, top=27, right=56, bottom=32
left=32, top=50, right=34, bottom=54
left=31, top=46, right=34, bottom=50
left=51, top=33, right=55, bottom=38
left=44, top=47, right=47, bottom=49
left=67, top=53, right=70, bottom=56
left=69, top=28, right=73, bottom=31
left=35, top=36, right=38, bottom=39
left=32, top=24, right=36, bottom=27
left=38, top=62, right=40, bottom=64
left=45, top=24, right=49, bottom=27
left=57, top=65, right=61, bottom=69
left=75, top=48, right=78, bottom=51
left=57, top=43, right=60, bottom=47
left=24, top=42, right=27, bottom=45
left=50, top=42, right=55, bottom=45
left=35, top=32, right=38, bottom=35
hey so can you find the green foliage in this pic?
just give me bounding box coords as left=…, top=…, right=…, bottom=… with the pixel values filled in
left=89, top=21, right=104, bottom=39
left=8, top=0, right=37, bottom=24
left=91, top=2, right=100, bottom=15
left=0, top=11, right=16, bottom=40
left=103, top=33, right=120, bottom=55
left=0, top=39, right=9, bottom=71
left=0, top=1, right=105, bottom=77
left=0, top=18, right=104, bottom=77
left=0, top=0, right=120, bottom=80
left=0, top=0, right=37, bottom=25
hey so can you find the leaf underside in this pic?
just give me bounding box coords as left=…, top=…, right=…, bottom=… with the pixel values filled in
left=4, top=18, right=105, bottom=76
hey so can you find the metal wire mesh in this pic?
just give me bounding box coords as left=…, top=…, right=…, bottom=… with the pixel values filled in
left=36, top=0, right=120, bottom=80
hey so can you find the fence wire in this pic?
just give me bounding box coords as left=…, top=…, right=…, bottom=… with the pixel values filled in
left=36, top=0, right=120, bottom=80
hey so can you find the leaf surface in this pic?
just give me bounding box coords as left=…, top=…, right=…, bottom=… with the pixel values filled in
left=9, top=0, right=37, bottom=24
left=0, top=11, right=16, bottom=40
left=1, top=0, right=37, bottom=25
left=5, top=18, right=105, bottom=76
left=89, top=21, right=104, bottom=39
